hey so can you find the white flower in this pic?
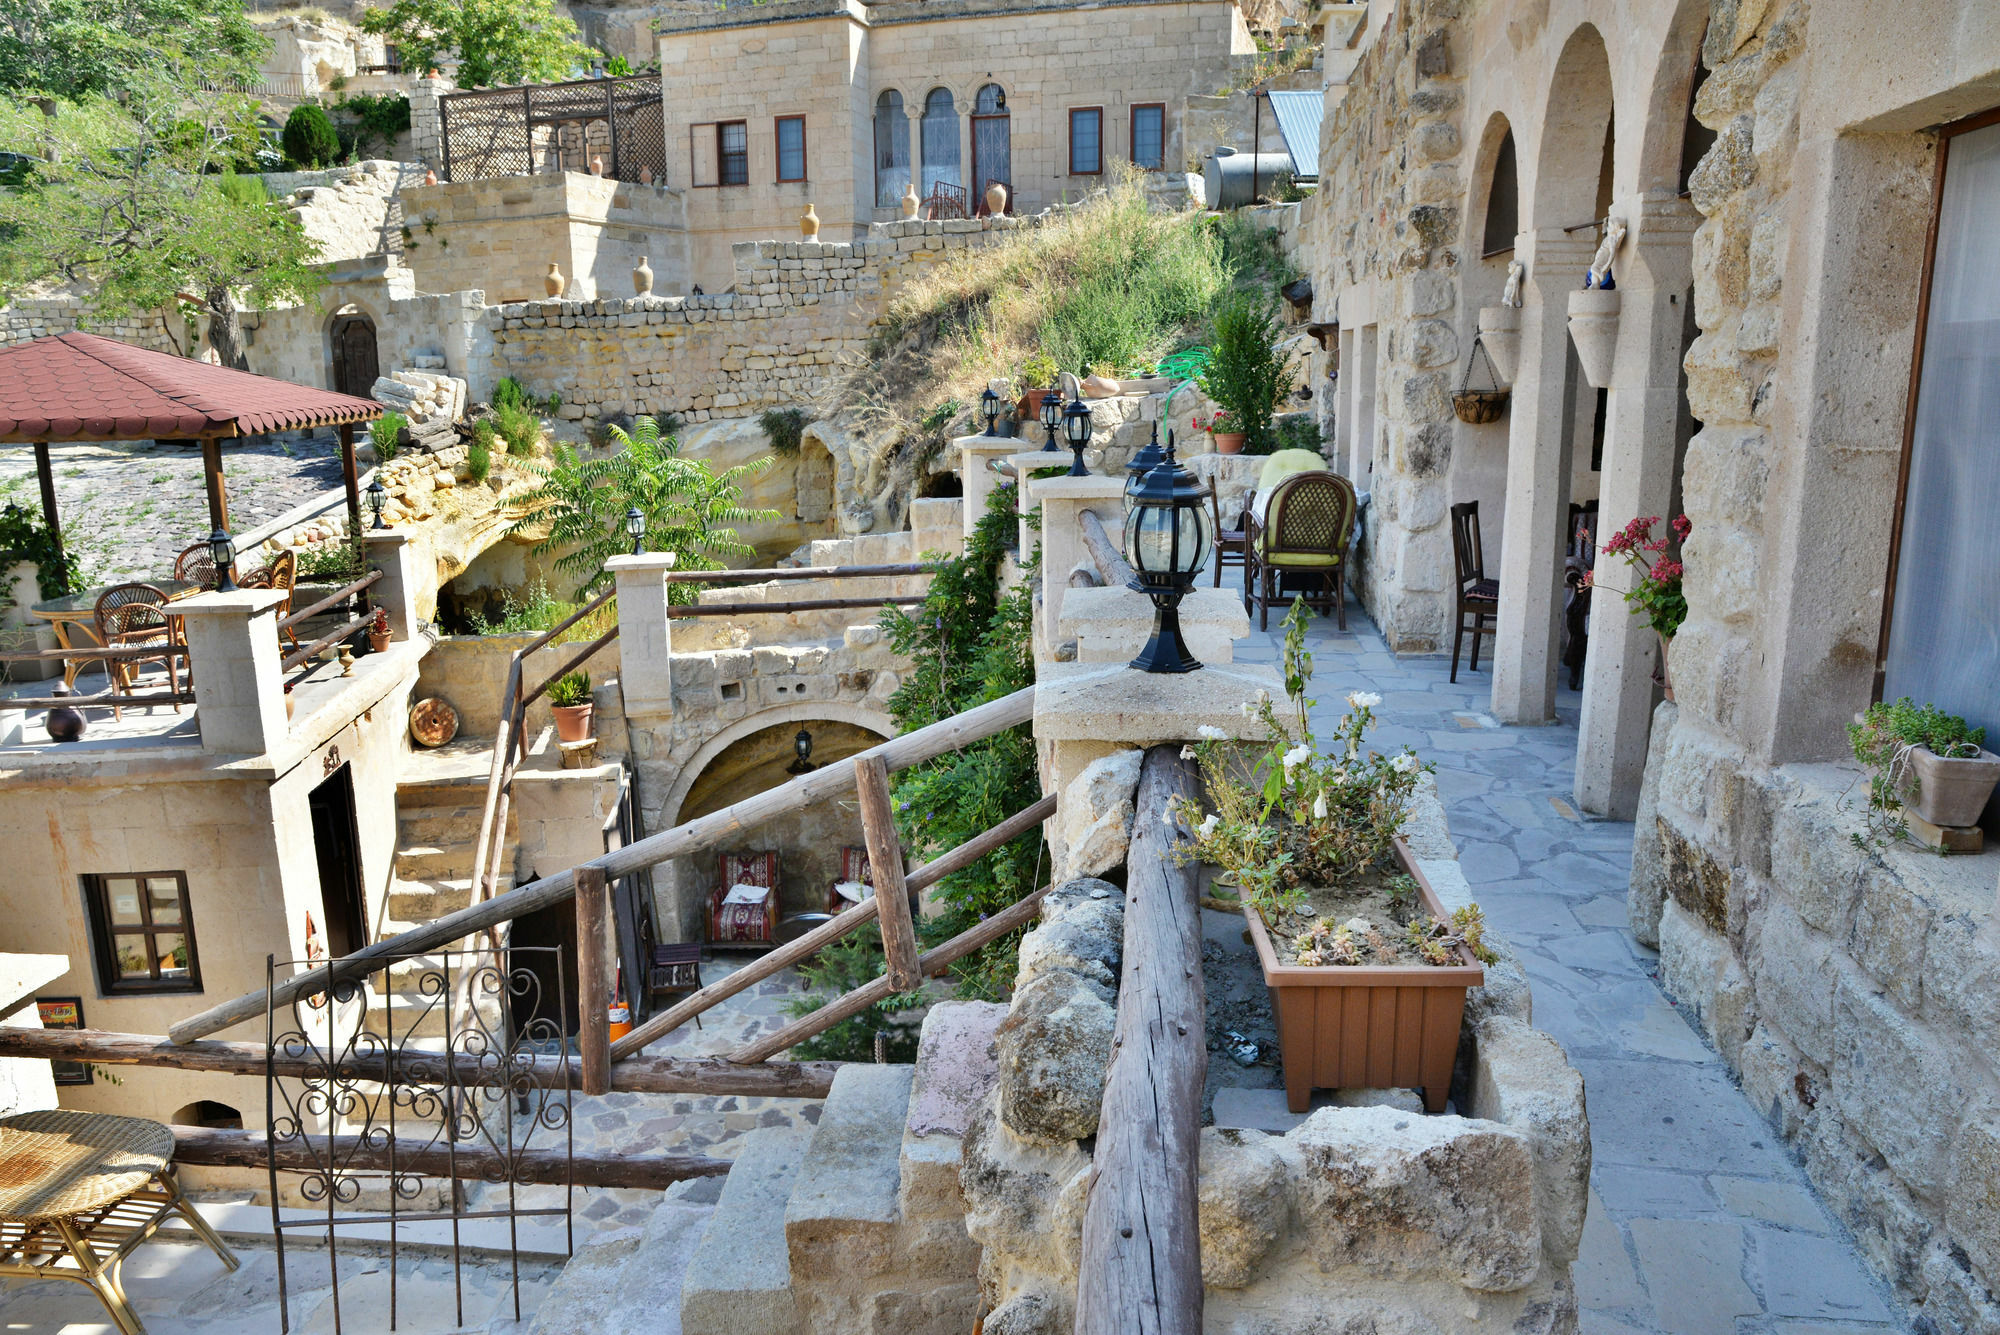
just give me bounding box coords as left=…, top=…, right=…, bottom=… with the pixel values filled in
left=1160, top=809, right=1176, bottom=827
left=1198, top=814, right=1219, bottom=837
left=1180, top=744, right=1197, bottom=760
left=1255, top=688, right=1270, bottom=704
left=1198, top=724, right=1229, bottom=741
left=1347, top=691, right=1382, bottom=710
left=1282, top=744, right=1312, bottom=774
left=1312, top=791, right=1328, bottom=820
left=1392, top=753, right=1420, bottom=774
left=1239, top=700, right=1255, bottom=717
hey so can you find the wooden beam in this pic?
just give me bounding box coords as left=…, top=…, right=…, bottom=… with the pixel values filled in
left=904, top=791, right=1056, bottom=895
left=1074, top=745, right=1205, bottom=1335
left=1079, top=509, right=1136, bottom=588
left=32, top=440, right=64, bottom=581
left=854, top=755, right=920, bottom=992
left=0, top=1027, right=840, bottom=1099
left=168, top=1125, right=730, bottom=1190
left=338, top=422, right=360, bottom=536
left=168, top=685, right=1036, bottom=1044
left=198, top=437, right=230, bottom=532
left=574, top=865, right=611, bottom=1096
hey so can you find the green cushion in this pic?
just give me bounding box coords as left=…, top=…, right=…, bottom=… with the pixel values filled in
left=1265, top=552, right=1342, bottom=568
left=1257, top=449, right=1327, bottom=492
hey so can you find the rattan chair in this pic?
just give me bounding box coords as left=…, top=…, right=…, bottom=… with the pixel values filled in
left=241, top=549, right=300, bottom=646
left=93, top=583, right=180, bottom=719
left=172, top=542, right=217, bottom=591
left=1209, top=487, right=1248, bottom=590
left=1450, top=500, right=1500, bottom=683
left=1243, top=470, right=1358, bottom=631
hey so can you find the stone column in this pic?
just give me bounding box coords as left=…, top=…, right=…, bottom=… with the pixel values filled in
left=1030, top=474, right=1127, bottom=644
left=958, top=434, right=1018, bottom=540
left=1489, top=230, right=1594, bottom=726
left=1005, top=450, right=1063, bottom=556
left=176, top=589, right=290, bottom=756
left=1574, top=195, right=1700, bottom=817
left=363, top=530, right=419, bottom=641
left=607, top=553, right=677, bottom=719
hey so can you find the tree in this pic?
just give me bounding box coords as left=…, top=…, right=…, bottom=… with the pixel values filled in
left=508, top=415, right=779, bottom=594
left=282, top=103, right=339, bottom=168
left=0, top=0, right=264, bottom=101
left=0, top=71, right=324, bottom=368
left=358, top=0, right=592, bottom=89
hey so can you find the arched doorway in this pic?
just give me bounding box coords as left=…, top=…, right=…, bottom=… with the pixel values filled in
left=971, top=84, right=1011, bottom=211
left=920, top=88, right=961, bottom=205
left=875, top=90, right=910, bottom=208
left=329, top=310, right=379, bottom=398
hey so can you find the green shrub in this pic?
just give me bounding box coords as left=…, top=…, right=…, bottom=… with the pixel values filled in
left=1269, top=412, right=1324, bottom=457
left=466, top=425, right=492, bottom=482
left=370, top=411, right=405, bottom=461
left=281, top=104, right=339, bottom=169
left=335, top=92, right=411, bottom=159
left=1198, top=292, right=1296, bottom=456
left=492, top=376, right=529, bottom=411
left=759, top=406, right=806, bottom=456
left=547, top=668, right=591, bottom=707
left=492, top=404, right=540, bottom=456
left=782, top=926, right=924, bottom=1063
left=215, top=172, right=269, bottom=208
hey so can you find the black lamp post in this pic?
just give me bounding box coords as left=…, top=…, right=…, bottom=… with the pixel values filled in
left=626, top=505, right=646, bottom=555
left=1124, top=423, right=1168, bottom=503
left=980, top=387, right=1001, bottom=437
left=366, top=478, right=388, bottom=530
left=786, top=726, right=817, bottom=774
left=1062, top=395, right=1093, bottom=477
left=1122, top=440, right=1211, bottom=673
left=1039, top=389, right=1062, bottom=453
left=209, top=526, right=238, bottom=593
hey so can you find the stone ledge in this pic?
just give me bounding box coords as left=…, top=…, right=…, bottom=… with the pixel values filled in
left=1032, top=661, right=1283, bottom=744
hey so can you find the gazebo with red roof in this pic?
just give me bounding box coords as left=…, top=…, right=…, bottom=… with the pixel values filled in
left=0, top=332, right=383, bottom=578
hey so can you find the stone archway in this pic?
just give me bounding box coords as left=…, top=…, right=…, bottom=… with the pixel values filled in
left=328, top=307, right=380, bottom=398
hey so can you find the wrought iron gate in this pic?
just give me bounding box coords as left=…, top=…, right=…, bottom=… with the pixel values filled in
left=439, top=74, right=668, bottom=185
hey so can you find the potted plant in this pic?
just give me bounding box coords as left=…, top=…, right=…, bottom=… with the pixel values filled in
left=1849, top=698, right=1999, bottom=840
left=1194, top=409, right=1246, bottom=454
left=1176, top=601, right=1490, bottom=1114
left=1591, top=514, right=1689, bottom=700
left=1015, top=353, right=1060, bottom=421
left=1196, top=292, right=1296, bottom=456
left=367, top=607, right=391, bottom=654
left=549, top=669, right=594, bottom=743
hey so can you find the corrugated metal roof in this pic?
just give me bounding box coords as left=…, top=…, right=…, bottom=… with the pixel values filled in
left=1266, top=90, right=1323, bottom=180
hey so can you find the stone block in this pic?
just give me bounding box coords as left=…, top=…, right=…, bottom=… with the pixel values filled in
left=1467, top=1016, right=1589, bottom=1265
left=1658, top=899, right=1756, bottom=1066
left=958, top=1095, right=1092, bottom=1280
left=680, top=1125, right=810, bottom=1334
left=1197, top=1127, right=1294, bottom=1288
left=1830, top=966, right=1968, bottom=1197
left=1051, top=747, right=1142, bottom=881
left=993, top=970, right=1115, bottom=1145
left=902, top=1002, right=1007, bottom=1222
left=1849, top=860, right=1932, bottom=1010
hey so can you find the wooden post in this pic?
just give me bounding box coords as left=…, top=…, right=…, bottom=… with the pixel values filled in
left=574, top=864, right=611, bottom=1095
left=32, top=441, right=64, bottom=581
left=198, top=437, right=230, bottom=531
left=1075, top=745, right=1205, bottom=1335
left=854, top=754, right=920, bottom=993
left=338, top=422, right=361, bottom=538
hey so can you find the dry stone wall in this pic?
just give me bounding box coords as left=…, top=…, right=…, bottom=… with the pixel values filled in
left=0, top=298, right=181, bottom=353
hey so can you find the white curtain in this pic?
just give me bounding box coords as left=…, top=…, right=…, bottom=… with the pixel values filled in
left=874, top=91, right=909, bottom=208
left=1883, top=121, right=2000, bottom=762
left=920, top=89, right=960, bottom=200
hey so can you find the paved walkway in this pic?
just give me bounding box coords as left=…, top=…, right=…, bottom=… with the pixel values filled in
left=1235, top=601, right=1907, bottom=1335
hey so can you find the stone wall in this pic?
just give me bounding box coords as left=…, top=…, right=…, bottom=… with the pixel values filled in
left=241, top=258, right=489, bottom=392
left=0, top=297, right=182, bottom=353
left=267, top=160, right=428, bottom=265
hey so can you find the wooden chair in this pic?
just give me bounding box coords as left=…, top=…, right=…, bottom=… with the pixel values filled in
left=1449, top=500, right=1499, bottom=684
left=172, top=543, right=217, bottom=591
left=647, top=942, right=704, bottom=1028
left=1243, top=471, right=1357, bottom=631
left=93, top=583, right=180, bottom=719
left=708, top=850, right=780, bottom=949
left=1208, top=487, right=1248, bottom=590
left=826, top=845, right=874, bottom=915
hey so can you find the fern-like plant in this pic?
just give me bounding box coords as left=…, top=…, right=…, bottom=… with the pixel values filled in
left=507, top=414, right=779, bottom=594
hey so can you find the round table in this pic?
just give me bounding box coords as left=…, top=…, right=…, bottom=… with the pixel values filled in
left=29, top=580, right=200, bottom=689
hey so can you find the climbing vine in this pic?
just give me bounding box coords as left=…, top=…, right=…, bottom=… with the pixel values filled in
left=0, top=503, right=83, bottom=600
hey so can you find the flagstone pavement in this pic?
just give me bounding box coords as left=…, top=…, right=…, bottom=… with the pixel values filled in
left=1235, top=600, right=1909, bottom=1335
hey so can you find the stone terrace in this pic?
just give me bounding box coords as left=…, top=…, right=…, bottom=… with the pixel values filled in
left=1234, top=602, right=1908, bottom=1335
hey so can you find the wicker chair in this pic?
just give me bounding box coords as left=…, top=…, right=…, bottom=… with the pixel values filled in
left=172, top=543, right=217, bottom=591
left=93, top=583, right=180, bottom=719
left=1449, top=501, right=1500, bottom=683
left=241, top=550, right=300, bottom=646
left=1243, top=471, right=1358, bottom=631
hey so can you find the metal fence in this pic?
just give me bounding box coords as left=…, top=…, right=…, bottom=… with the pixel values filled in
left=438, top=74, right=668, bottom=185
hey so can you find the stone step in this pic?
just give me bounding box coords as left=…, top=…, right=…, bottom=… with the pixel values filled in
left=680, top=1125, right=812, bottom=1335
left=394, top=840, right=479, bottom=881
left=785, top=1063, right=913, bottom=1327
left=525, top=1194, right=716, bottom=1335
left=385, top=874, right=508, bottom=922
left=395, top=804, right=488, bottom=847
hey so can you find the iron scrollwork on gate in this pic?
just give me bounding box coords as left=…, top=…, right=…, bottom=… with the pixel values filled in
left=263, top=948, right=574, bottom=1333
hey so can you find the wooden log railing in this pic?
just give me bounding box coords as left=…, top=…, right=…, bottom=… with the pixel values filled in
left=1, top=642, right=193, bottom=711
left=169, top=1125, right=729, bottom=1189
left=169, top=683, right=1036, bottom=1045
left=1079, top=509, right=1137, bottom=588
left=1075, top=745, right=1205, bottom=1335
left=277, top=568, right=385, bottom=673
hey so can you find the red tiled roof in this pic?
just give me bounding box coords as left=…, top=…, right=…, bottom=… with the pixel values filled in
left=0, top=332, right=383, bottom=443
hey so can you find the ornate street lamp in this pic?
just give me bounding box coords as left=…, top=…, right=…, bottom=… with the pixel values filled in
left=1039, top=389, right=1062, bottom=453
left=1122, top=440, right=1211, bottom=673
left=980, top=387, right=1001, bottom=437
left=626, top=505, right=646, bottom=555
left=209, top=526, right=238, bottom=593
left=1062, top=395, right=1094, bottom=477
left=366, top=478, right=388, bottom=530
left=786, top=725, right=817, bottom=774
left=1124, top=423, right=1168, bottom=503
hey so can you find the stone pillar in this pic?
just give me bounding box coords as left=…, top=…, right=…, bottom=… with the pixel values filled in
left=1489, top=230, right=1593, bottom=725
left=607, top=553, right=677, bottom=719
left=909, top=496, right=965, bottom=559
left=363, top=531, right=419, bottom=641
left=959, top=435, right=1020, bottom=541
left=1005, top=450, right=1062, bottom=556
left=1574, top=196, right=1700, bottom=817
left=407, top=76, right=453, bottom=172
left=176, top=589, right=290, bottom=756
left=1030, top=474, right=1128, bottom=644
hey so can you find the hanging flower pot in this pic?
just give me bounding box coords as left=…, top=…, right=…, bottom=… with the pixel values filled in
left=1451, top=335, right=1510, bottom=424
left=1476, top=304, right=1523, bottom=384
left=1567, top=288, right=1622, bottom=389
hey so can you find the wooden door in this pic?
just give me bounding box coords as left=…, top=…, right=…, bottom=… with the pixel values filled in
left=330, top=314, right=379, bottom=399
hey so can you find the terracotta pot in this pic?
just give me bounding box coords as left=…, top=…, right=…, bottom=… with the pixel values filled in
left=553, top=702, right=594, bottom=743
left=1213, top=431, right=1248, bottom=455
left=368, top=630, right=391, bottom=654
left=1017, top=389, right=1057, bottom=421
left=1899, top=745, right=2000, bottom=828
left=545, top=262, right=566, bottom=298
left=1655, top=632, right=1675, bottom=703
left=985, top=181, right=1009, bottom=215
left=1243, top=837, right=1483, bottom=1114
left=800, top=202, right=820, bottom=239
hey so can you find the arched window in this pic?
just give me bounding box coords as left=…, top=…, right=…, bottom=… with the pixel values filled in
left=971, top=83, right=1011, bottom=203
left=1481, top=127, right=1519, bottom=256
left=920, top=88, right=960, bottom=202
left=874, top=90, right=910, bottom=208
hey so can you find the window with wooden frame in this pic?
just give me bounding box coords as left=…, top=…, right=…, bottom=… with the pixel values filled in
left=717, top=119, right=749, bottom=186
left=1131, top=103, right=1166, bottom=171
left=775, top=115, right=807, bottom=183
left=82, top=872, right=201, bottom=994
left=1069, top=107, right=1103, bottom=176
left=1875, top=107, right=2000, bottom=755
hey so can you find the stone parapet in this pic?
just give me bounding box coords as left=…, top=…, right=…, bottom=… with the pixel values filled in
left=175, top=589, right=291, bottom=756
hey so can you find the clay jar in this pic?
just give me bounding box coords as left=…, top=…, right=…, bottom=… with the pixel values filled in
left=800, top=203, right=820, bottom=239
left=901, top=181, right=921, bottom=219
left=545, top=262, right=566, bottom=298
left=985, top=181, right=1009, bottom=215
left=632, top=255, right=654, bottom=295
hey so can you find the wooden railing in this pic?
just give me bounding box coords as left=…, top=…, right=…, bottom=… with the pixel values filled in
left=277, top=568, right=384, bottom=674
left=0, top=643, right=193, bottom=711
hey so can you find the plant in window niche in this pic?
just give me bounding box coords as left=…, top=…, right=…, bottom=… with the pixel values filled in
left=1847, top=698, right=1999, bottom=850
left=1170, top=599, right=1488, bottom=968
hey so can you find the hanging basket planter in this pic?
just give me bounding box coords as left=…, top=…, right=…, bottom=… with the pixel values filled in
left=1451, top=334, right=1510, bottom=424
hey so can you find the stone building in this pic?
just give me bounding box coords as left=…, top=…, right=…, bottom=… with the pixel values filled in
left=1295, top=0, right=2000, bottom=1326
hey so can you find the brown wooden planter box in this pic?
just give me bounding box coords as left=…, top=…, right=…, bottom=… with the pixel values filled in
left=1243, top=837, right=1484, bottom=1114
